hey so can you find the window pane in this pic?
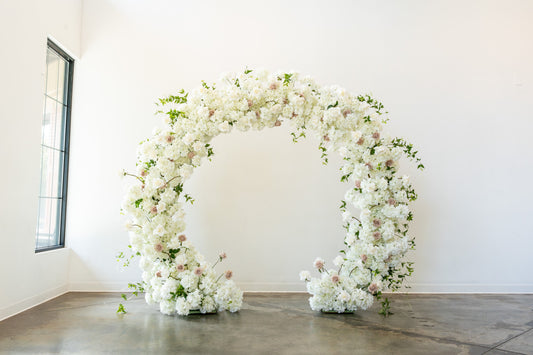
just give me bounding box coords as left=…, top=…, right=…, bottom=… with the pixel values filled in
left=42, top=97, right=59, bottom=149
left=54, top=104, right=67, bottom=151
left=36, top=197, right=52, bottom=248
left=48, top=198, right=61, bottom=245
left=46, top=50, right=59, bottom=99
left=57, top=59, right=67, bottom=103
left=40, top=147, right=63, bottom=198
left=38, top=148, right=49, bottom=196
left=35, top=198, right=61, bottom=249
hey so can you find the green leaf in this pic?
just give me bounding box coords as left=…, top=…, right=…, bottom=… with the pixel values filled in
left=327, top=101, right=339, bottom=110
left=173, top=183, right=183, bottom=196
left=339, top=200, right=347, bottom=210
left=166, top=109, right=186, bottom=125
left=206, top=143, right=214, bottom=158
left=117, top=303, right=127, bottom=314
left=134, top=199, right=143, bottom=208
left=291, top=131, right=306, bottom=143
left=283, top=73, right=293, bottom=86
left=137, top=282, right=145, bottom=292
left=168, top=248, right=180, bottom=259
left=121, top=293, right=127, bottom=301
left=144, top=159, right=156, bottom=170
left=378, top=298, right=393, bottom=317
left=184, top=194, right=195, bottom=205
left=158, top=92, right=188, bottom=106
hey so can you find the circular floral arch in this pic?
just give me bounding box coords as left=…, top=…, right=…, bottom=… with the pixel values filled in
left=122, top=69, right=422, bottom=316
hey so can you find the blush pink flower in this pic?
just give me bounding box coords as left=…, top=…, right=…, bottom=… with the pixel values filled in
left=247, top=99, right=253, bottom=108
left=388, top=198, right=397, bottom=206
left=269, top=82, right=279, bottom=90
left=219, top=252, right=227, bottom=260
left=274, top=120, right=281, bottom=127
left=357, top=137, right=364, bottom=145
left=209, top=109, right=215, bottom=117
left=314, top=258, right=325, bottom=270
left=368, top=283, right=379, bottom=293
left=156, top=271, right=162, bottom=278
left=373, top=219, right=382, bottom=227
left=372, top=132, right=380, bottom=140
left=150, top=206, right=158, bottom=214
left=342, top=109, right=352, bottom=118
left=331, top=275, right=340, bottom=284
left=194, top=267, right=203, bottom=276
left=178, top=234, right=187, bottom=242
left=187, top=151, right=196, bottom=159
left=323, top=135, right=330, bottom=142
left=385, top=159, right=394, bottom=167
left=355, top=180, right=361, bottom=189
left=373, top=232, right=382, bottom=241
left=154, top=243, right=163, bottom=252
left=361, top=254, right=368, bottom=263
left=176, top=264, right=185, bottom=272
left=166, top=135, right=174, bottom=143
left=225, top=270, right=233, bottom=280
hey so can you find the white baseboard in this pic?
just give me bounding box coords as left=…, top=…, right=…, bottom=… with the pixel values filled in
left=237, top=282, right=306, bottom=292
left=68, top=281, right=307, bottom=292
left=0, top=284, right=68, bottom=322
left=68, top=281, right=135, bottom=292
left=66, top=281, right=533, bottom=293
left=400, top=283, right=533, bottom=293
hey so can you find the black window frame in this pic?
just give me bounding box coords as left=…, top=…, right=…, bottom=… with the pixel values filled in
left=35, top=39, right=74, bottom=253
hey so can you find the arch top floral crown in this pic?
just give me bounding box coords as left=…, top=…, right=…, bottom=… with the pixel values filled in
left=121, top=68, right=423, bottom=316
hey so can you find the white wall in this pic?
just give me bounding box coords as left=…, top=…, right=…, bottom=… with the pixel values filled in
left=0, top=0, right=82, bottom=320
left=67, top=0, right=533, bottom=293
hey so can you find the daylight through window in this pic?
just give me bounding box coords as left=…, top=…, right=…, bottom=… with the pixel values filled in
left=35, top=40, right=73, bottom=252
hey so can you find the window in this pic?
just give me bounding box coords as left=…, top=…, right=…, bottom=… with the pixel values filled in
left=35, top=40, right=74, bottom=252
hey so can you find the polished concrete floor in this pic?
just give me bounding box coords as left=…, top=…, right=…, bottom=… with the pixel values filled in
left=0, top=293, right=532, bottom=354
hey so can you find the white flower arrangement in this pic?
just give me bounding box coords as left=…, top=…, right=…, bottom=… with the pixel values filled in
left=121, top=69, right=423, bottom=316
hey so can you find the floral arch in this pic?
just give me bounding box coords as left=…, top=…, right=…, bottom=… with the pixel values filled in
left=121, top=69, right=422, bottom=316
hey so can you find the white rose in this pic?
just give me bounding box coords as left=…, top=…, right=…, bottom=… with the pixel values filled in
left=333, top=255, right=344, bottom=267
left=182, top=133, right=195, bottom=145
left=338, top=290, right=351, bottom=302
left=299, top=270, right=311, bottom=282
left=153, top=224, right=166, bottom=236
left=218, top=121, right=231, bottom=133
left=180, top=164, right=194, bottom=180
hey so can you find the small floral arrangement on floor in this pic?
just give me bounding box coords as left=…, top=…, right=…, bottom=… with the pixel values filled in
left=120, top=68, right=422, bottom=316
